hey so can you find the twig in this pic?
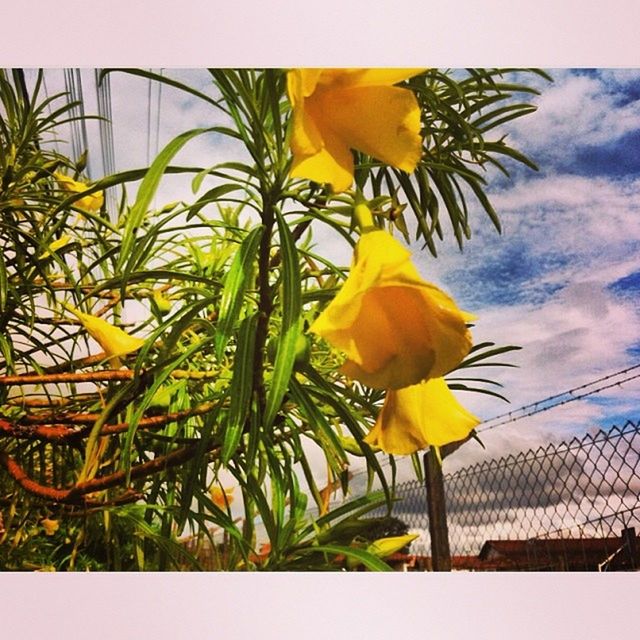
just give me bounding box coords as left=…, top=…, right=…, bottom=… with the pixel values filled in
left=0, top=368, right=219, bottom=387
left=0, top=402, right=219, bottom=443
left=0, top=439, right=220, bottom=504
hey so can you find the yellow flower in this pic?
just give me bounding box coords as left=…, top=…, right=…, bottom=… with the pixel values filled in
left=152, top=288, right=173, bottom=314
left=39, top=234, right=71, bottom=259
left=309, top=230, right=473, bottom=389
left=63, top=303, right=145, bottom=369
left=366, top=534, right=419, bottom=559
left=364, top=377, right=480, bottom=455
left=55, top=172, right=104, bottom=212
left=41, top=518, right=59, bottom=536
left=210, top=486, right=234, bottom=509
left=287, top=68, right=424, bottom=192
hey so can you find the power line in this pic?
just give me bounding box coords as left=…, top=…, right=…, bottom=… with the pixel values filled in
left=146, top=71, right=152, bottom=166
left=63, top=69, right=91, bottom=176
left=95, top=69, right=117, bottom=215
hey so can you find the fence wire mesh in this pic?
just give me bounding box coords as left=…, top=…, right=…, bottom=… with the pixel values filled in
left=383, top=420, right=640, bottom=561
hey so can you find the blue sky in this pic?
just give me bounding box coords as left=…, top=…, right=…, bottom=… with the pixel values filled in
left=23, top=67, right=640, bottom=473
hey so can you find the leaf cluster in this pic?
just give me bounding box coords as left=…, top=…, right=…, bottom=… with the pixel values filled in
left=0, top=68, right=542, bottom=571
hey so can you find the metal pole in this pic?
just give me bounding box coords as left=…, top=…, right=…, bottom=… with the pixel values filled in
left=622, top=527, right=636, bottom=570
left=424, top=447, right=451, bottom=571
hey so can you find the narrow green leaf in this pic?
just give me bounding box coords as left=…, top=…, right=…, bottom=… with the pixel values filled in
left=215, top=225, right=264, bottom=360
left=221, top=313, right=258, bottom=463
left=297, top=544, right=393, bottom=571
left=118, top=127, right=219, bottom=273
left=288, top=377, right=348, bottom=472
left=0, top=255, right=7, bottom=312
left=120, top=338, right=213, bottom=481
left=186, top=184, right=242, bottom=220
left=177, top=404, right=222, bottom=529
left=458, top=344, right=522, bottom=368
left=264, top=211, right=302, bottom=429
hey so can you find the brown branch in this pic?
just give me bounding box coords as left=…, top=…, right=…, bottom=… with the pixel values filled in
left=0, top=438, right=220, bottom=505
left=42, top=353, right=108, bottom=374
left=1, top=452, right=79, bottom=503
left=62, top=489, right=145, bottom=514
left=1, top=402, right=219, bottom=443
left=0, top=368, right=219, bottom=387
left=0, top=419, right=80, bottom=443
left=6, top=394, right=98, bottom=408
left=20, top=401, right=218, bottom=427
left=0, top=370, right=135, bottom=386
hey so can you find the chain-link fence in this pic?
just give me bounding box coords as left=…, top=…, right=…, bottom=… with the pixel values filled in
left=385, top=420, right=640, bottom=560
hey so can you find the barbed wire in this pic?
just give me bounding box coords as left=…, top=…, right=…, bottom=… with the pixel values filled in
left=344, top=364, right=640, bottom=483
left=478, top=363, right=640, bottom=432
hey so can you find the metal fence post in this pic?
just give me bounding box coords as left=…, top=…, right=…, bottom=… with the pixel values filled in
left=622, top=527, right=637, bottom=570
left=424, top=447, right=451, bottom=571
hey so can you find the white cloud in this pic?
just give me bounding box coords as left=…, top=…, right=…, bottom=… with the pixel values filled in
left=505, top=71, right=640, bottom=158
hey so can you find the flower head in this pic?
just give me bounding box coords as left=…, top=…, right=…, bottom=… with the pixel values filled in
left=63, top=303, right=145, bottom=369
left=287, top=68, right=424, bottom=192
left=309, top=230, right=473, bottom=390
left=39, top=234, right=71, bottom=259
left=41, top=518, right=60, bottom=536
left=366, top=534, right=419, bottom=559
left=364, top=377, right=480, bottom=455
left=55, top=172, right=104, bottom=212
left=210, top=486, right=234, bottom=509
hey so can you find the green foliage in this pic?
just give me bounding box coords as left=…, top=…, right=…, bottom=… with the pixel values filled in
left=0, top=68, right=545, bottom=571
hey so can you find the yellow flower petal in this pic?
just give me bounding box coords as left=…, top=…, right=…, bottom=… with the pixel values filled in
left=312, top=85, right=422, bottom=173
left=39, top=234, right=71, bottom=259
left=364, top=377, right=480, bottom=455
left=309, top=230, right=472, bottom=389
left=41, top=518, right=59, bottom=536
left=312, top=68, right=426, bottom=90
left=366, top=533, right=419, bottom=558
left=55, top=172, right=104, bottom=212
left=340, top=69, right=426, bottom=87
left=290, top=126, right=354, bottom=193
left=210, top=486, right=234, bottom=508
left=287, top=68, right=424, bottom=192
left=63, top=303, right=145, bottom=367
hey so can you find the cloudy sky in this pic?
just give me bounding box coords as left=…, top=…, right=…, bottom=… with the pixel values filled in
left=23, top=68, right=640, bottom=476
left=422, top=68, right=640, bottom=470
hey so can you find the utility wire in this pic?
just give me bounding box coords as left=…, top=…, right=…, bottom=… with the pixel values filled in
left=95, top=69, right=117, bottom=215
left=41, top=71, right=61, bottom=154
left=63, top=69, right=91, bottom=176
left=146, top=72, right=152, bottom=165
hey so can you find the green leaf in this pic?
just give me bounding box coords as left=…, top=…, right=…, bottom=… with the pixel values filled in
left=120, top=338, right=214, bottom=481
left=114, top=507, right=202, bottom=570
left=177, top=404, right=222, bottom=531
left=221, top=313, right=258, bottom=463
left=0, top=254, right=7, bottom=312
left=296, top=544, right=393, bottom=571
left=186, top=184, right=243, bottom=220
left=264, top=211, right=302, bottom=429
left=458, top=343, right=522, bottom=368
left=118, top=127, right=220, bottom=274
left=215, top=225, right=264, bottom=360
left=289, top=377, right=348, bottom=473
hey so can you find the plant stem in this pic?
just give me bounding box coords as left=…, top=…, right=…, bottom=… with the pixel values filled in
left=252, top=195, right=275, bottom=419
